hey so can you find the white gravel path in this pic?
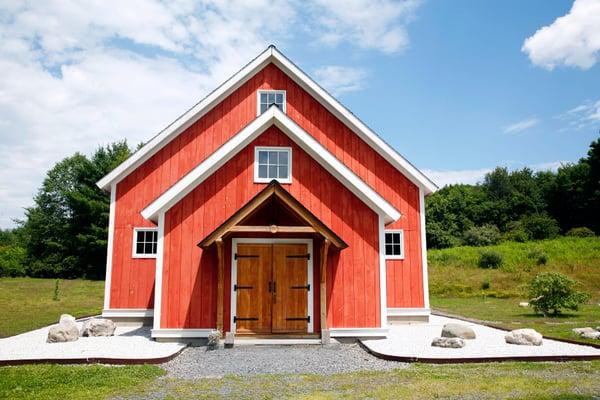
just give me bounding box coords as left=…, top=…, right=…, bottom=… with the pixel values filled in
left=361, top=315, right=600, bottom=360
left=0, top=319, right=184, bottom=362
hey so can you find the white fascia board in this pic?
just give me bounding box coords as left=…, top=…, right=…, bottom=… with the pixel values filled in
left=96, top=47, right=273, bottom=191
left=102, top=309, right=154, bottom=318
left=270, top=48, right=438, bottom=195
left=141, top=108, right=401, bottom=224
left=151, top=329, right=214, bottom=338
left=387, top=308, right=431, bottom=317
left=329, top=328, right=389, bottom=338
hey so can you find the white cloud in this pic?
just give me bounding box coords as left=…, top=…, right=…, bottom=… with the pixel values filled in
left=557, top=99, right=600, bottom=131
left=502, top=117, right=539, bottom=134
left=522, top=0, right=600, bottom=70
left=313, top=65, right=368, bottom=95
left=0, top=0, right=423, bottom=228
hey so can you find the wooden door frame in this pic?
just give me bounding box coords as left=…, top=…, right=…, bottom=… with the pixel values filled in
left=230, top=238, right=314, bottom=334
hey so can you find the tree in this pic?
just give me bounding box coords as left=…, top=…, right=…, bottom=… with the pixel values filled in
left=528, top=272, right=590, bottom=316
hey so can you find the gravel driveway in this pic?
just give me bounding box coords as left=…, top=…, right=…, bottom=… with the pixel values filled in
left=162, top=342, right=405, bottom=379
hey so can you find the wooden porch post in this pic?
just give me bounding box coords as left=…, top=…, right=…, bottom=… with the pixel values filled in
left=320, top=239, right=330, bottom=344
left=215, top=238, right=224, bottom=333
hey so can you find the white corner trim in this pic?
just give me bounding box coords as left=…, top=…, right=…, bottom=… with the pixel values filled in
left=153, top=212, right=165, bottom=330
left=141, top=107, right=400, bottom=224
left=102, top=308, right=154, bottom=318
left=230, top=238, right=314, bottom=334
left=387, top=308, right=431, bottom=317
left=96, top=46, right=436, bottom=195
left=383, top=229, right=405, bottom=260
left=103, top=183, right=116, bottom=310
left=253, top=146, right=292, bottom=184
left=329, top=328, right=389, bottom=338
left=378, top=215, right=388, bottom=329
left=131, top=227, right=158, bottom=259
left=256, top=89, right=287, bottom=116
left=419, top=187, right=431, bottom=309
left=151, top=328, right=214, bottom=338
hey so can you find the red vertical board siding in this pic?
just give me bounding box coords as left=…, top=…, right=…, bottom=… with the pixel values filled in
left=109, top=62, right=424, bottom=318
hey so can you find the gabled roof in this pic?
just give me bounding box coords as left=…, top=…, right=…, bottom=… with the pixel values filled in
left=198, top=180, right=348, bottom=249
left=141, top=106, right=401, bottom=224
left=97, top=45, right=437, bottom=194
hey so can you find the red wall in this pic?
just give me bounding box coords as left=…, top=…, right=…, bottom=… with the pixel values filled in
left=109, top=62, right=424, bottom=313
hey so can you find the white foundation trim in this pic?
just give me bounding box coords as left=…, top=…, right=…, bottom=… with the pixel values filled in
left=151, top=328, right=214, bottom=338
left=103, top=183, right=116, bottom=310
left=153, top=212, right=165, bottom=330
left=419, top=187, right=431, bottom=309
left=102, top=309, right=154, bottom=318
left=329, top=328, right=389, bottom=337
left=387, top=308, right=431, bottom=317
left=231, top=238, right=314, bottom=334
left=378, top=215, right=388, bottom=329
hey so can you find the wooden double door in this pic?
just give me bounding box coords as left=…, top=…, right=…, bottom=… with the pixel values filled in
left=234, top=243, right=310, bottom=334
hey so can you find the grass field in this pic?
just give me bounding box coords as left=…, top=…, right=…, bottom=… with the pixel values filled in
left=2, top=361, right=600, bottom=399
left=0, top=277, right=104, bottom=338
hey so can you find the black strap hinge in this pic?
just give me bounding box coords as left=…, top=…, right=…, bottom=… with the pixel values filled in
left=291, top=284, right=310, bottom=291
left=285, top=316, right=310, bottom=322
left=234, top=254, right=259, bottom=260
left=286, top=254, right=310, bottom=260
left=233, top=316, right=258, bottom=323
left=234, top=284, right=253, bottom=291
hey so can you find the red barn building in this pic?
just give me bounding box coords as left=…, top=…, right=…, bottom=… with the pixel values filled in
left=97, top=46, right=437, bottom=342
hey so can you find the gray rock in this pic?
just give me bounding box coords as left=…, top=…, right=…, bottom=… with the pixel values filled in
left=572, top=327, right=597, bottom=336
left=505, top=328, right=543, bottom=346
left=59, top=314, right=76, bottom=326
left=47, top=323, right=79, bottom=343
left=441, top=323, right=476, bottom=339
left=80, top=318, right=116, bottom=337
left=581, top=331, right=600, bottom=340
left=431, top=337, right=466, bottom=348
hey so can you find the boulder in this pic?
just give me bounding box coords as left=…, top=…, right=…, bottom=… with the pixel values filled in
left=572, top=327, right=597, bottom=336
left=80, top=318, right=116, bottom=337
left=47, top=323, right=79, bottom=343
left=441, top=323, right=476, bottom=340
left=518, top=302, right=529, bottom=308
left=59, top=314, right=77, bottom=326
left=581, top=331, right=600, bottom=340
left=505, top=329, right=543, bottom=346
left=431, top=337, right=466, bottom=348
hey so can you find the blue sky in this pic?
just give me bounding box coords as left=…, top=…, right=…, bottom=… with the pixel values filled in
left=0, top=0, right=599, bottom=227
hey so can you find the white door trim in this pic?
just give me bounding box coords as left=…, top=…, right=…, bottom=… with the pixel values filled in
left=230, top=238, right=314, bottom=334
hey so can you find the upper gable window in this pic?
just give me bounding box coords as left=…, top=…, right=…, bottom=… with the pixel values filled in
left=384, top=230, right=404, bottom=260
left=132, top=228, right=158, bottom=258
left=254, top=146, right=292, bottom=184
left=257, top=90, right=286, bottom=115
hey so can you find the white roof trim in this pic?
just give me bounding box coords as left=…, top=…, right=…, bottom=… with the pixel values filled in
left=141, top=107, right=401, bottom=224
left=97, top=45, right=437, bottom=194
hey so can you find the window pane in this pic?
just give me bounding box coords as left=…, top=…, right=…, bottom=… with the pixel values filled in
left=278, top=151, right=288, bottom=165
left=276, top=93, right=283, bottom=103
left=385, top=233, right=392, bottom=244
left=258, top=165, right=267, bottom=178
left=151, top=231, right=158, bottom=243
left=278, top=166, right=288, bottom=179
left=143, top=231, right=151, bottom=242
left=152, top=243, right=157, bottom=254
left=385, top=244, right=393, bottom=255
left=394, top=233, right=401, bottom=244
left=137, top=231, right=144, bottom=243
left=268, top=93, right=275, bottom=103
left=145, top=243, right=153, bottom=254
left=268, top=151, right=278, bottom=164
left=260, top=93, right=267, bottom=103
left=260, top=103, right=268, bottom=114
left=136, top=243, right=144, bottom=254
left=258, top=151, right=268, bottom=164
left=393, top=244, right=401, bottom=255
left=268, top=165, right=277, bottom=178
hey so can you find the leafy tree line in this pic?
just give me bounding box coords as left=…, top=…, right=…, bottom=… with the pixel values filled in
left=426, top=136, right=600, bottom=248
left=0, top=142, right=131, bottom=278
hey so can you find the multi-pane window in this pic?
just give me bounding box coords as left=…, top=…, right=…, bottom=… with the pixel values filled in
left=385, top=230, right=404, bottom=259
left=258, top=90, right=286, bottom=115
left=133, top=228, right=158, bottom=258
left=254, top=147, right=292, bottom=183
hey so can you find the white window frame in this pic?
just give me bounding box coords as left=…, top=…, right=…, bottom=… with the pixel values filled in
left=254, top=146, right=292, bottom=184
left=256, top=90, right=286, bottom=116
left=132, top=227, right=158, bottom=259
left=384, top=229, right=404, bottom=260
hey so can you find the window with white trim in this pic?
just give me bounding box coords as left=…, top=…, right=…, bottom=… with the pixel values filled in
left=257, top=90, right=286, bottom=115
left=132, top=228, right=158, bottom=258
left=385, top=230, right=404, bottom=259
left=254, top=146, right=292, bottom=183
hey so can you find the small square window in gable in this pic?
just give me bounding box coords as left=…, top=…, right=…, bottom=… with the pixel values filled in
left=258, top=90, right=286, bottom=115
left=254, top=147, right=291, bottom=184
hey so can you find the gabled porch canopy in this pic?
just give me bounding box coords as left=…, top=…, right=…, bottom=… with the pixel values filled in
left=198, top=180, right=347, bottom=250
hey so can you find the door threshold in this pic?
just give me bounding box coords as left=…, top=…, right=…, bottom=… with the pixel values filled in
left=233, top=337, right=326, bottom=346
left=235, top=334, right=320, bottom=339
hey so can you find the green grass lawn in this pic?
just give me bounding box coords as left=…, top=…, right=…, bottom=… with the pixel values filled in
left=0, top=277, right=104, bottom=338
left=3, top=361, right=600, bottom=400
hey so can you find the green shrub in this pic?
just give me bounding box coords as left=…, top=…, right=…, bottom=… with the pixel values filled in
left=481, top=278, right=491, bottom=290
left=0, top=245, right=26, bottom=277
left=520, top=214, right=561, bottom=240
left=462, top=224, right=500, bottom=247
left=566, top=227, right=595, bottom=237
left=528, top=272, right=591, bottom=316
left=526, top=248, right=549, bottom=265
left=426, top=222, right=460, bottom=249
left=478, top=251, right=503, bottom=269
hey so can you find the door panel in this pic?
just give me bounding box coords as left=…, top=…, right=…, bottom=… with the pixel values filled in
left=272, top=244, right=309, bottom=333
left=235, top=244, right=272, bottom=334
